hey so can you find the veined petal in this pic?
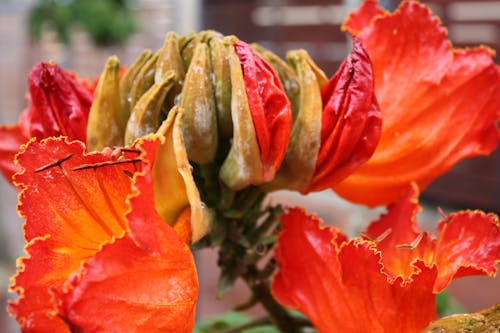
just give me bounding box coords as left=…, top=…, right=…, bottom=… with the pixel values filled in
left=8, top=236, right=75, bottom=332
left=335, top=1, right=500, bottom=206
left=60, top=234, right=198, bottom=333
left=0, top=124, right=27, bottom=182
left=9, top=137, right=135, bottom=330
left=364, top=184, right=500, bottom=292
left=15, top=138, right=132, bottom=245
left=363, top=184, right=425, bottom=278
left=306, top=38, right=381, bottom=192
left=429, top=210, right=500, bottom=292
left=58, top=135, right=198, bottom=332
left=10, top=136, right=199, bottom=332
left=272, top=208, right=436, bottom=333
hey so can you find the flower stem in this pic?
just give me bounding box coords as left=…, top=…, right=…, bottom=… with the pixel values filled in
left=244, top=273, right=301, bottom=333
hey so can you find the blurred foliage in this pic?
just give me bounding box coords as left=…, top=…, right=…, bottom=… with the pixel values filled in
left=28, top=0, right=137, bottom=46
left=193, top=311, right=280, bottom=333
left=437, top=291, right=466, bottom=317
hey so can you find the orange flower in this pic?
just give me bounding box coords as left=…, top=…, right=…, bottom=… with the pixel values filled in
left=0, top=62, right=93, bottom=183
left=334, top=0, right=500, bottom=206
left=272, top=185, right=500, bottom=333
left=8, top=136, right=198, bottom=332
left=268, top=38, right=381, bottom=193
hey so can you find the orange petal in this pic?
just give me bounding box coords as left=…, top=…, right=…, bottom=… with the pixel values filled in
left=60, top=234, right=198, bottom=333
left=57, top=135, right=198, bottom=332
left=15, top=138, right=132, bottom=245
left=430, top=210, right=500, bottom=292
left=8, top=236, right=74, bottom=332
left=307, top=38, right=381, bottom=191
left=363, top=183, right=426, bottom=278
left=0, top=124, right=27, bottom=183
left=272, top=208, right=437, bottom=333
left=364, top=184, right=500, bottom=292
left=10, top=137, right=134, bottom=329
left=335, top=1, right=500, bottom=206
left=342, top=0, right=388, bottom=35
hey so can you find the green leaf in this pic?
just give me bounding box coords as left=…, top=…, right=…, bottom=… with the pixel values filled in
left=241, top=325, right=280, bottom=333
left=193, top=311, right=251, bottom=333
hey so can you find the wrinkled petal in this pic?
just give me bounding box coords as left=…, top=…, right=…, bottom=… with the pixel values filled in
left=363, top=183, right=426, bottom=278
left=272, top=208, right=436, bottom=333
left=58, top=136, right=198, bottom=332
left=0, top=62, right=93, bottom=186
left=429, top=210, right=500, bottom=292
left=60, top=235, right=197, bottom=333
left=343, top=0, right=387, bottom=35
left=335, top=1, right=500, bottom=206
left=9, top=136, right=198, bottom=332
left=306, top=38, right=381, bottom=191
left=364, top=184, right=500, bottom=292
left=25, top=62, right=93, bottom=141
left=234, top=40, right=292, bottom=181
left=9, top=137, right=133, bottom=330
left=14, top=138, right=132, bottom=245
left=0, top=124, right=27, bottom=182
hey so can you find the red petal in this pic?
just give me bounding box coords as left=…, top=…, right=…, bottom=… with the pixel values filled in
left=0, top=124, right=27, bottom=183
left=364, top=184, right=500, bottom=292
left=364, top=183, right=425, bottom=278
left=430, top=211, right=500, bottom=292
left=272, top=208, right=437, bottom=333
left=8, top=237, right=75, bottom=333
left=15, top=138, right=132, bottom=244
left=234, top=41, right=292, bottom=181
left=342, top=0, right=388, bottom=35
left=60, top=234, right=198, bottom=333
left=306, top=38, right=381, bottom=191
left=334, top=1, right=500, bottom=205
left=25, top=62, right=92, bottom=141
left=10, top=137, right=133, bottom=329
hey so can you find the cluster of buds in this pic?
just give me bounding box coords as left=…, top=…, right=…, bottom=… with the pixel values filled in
left=86, top=30, right=381, bottom=243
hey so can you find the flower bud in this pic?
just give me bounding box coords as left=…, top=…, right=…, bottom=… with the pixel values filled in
left=87, top=56, right=127, bottom=151
left=220, top=40, right=293, bottom=190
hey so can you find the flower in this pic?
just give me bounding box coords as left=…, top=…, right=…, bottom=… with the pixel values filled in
left=0, top=62, right=93, bottom=182
left=333, top=0, right=500, bottom=206
left=272, top=185, right=500, bottom=333
left=8, top=136, right=198, bottom=332
left=267, top=38, right=382, bottom=192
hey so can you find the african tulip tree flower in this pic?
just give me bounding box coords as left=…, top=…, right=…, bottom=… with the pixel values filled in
left=272, top=185, right=500, bottom=333
left=0, top=62, right=93, bottom=182
left=334, top=0, right=500, bottom=206
left=267, top=38, right=382, bottom=192
left=9, top=136, right=198, bottom=332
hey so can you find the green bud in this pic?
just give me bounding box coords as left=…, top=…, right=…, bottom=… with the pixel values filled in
left=219, top=37, right=263, bottom=190
left=124, top=71, right=176, bottom=145
left=87, top=55, right=124, bottom=151
left=267, top=50, right=326, bottom=191
left=120, top=49, right=154, bottom=119
left=179, top=42, right=218, bottom=164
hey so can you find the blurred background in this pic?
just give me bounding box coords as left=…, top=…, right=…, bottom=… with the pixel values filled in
left=0, top=0, right=499, bottom=331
